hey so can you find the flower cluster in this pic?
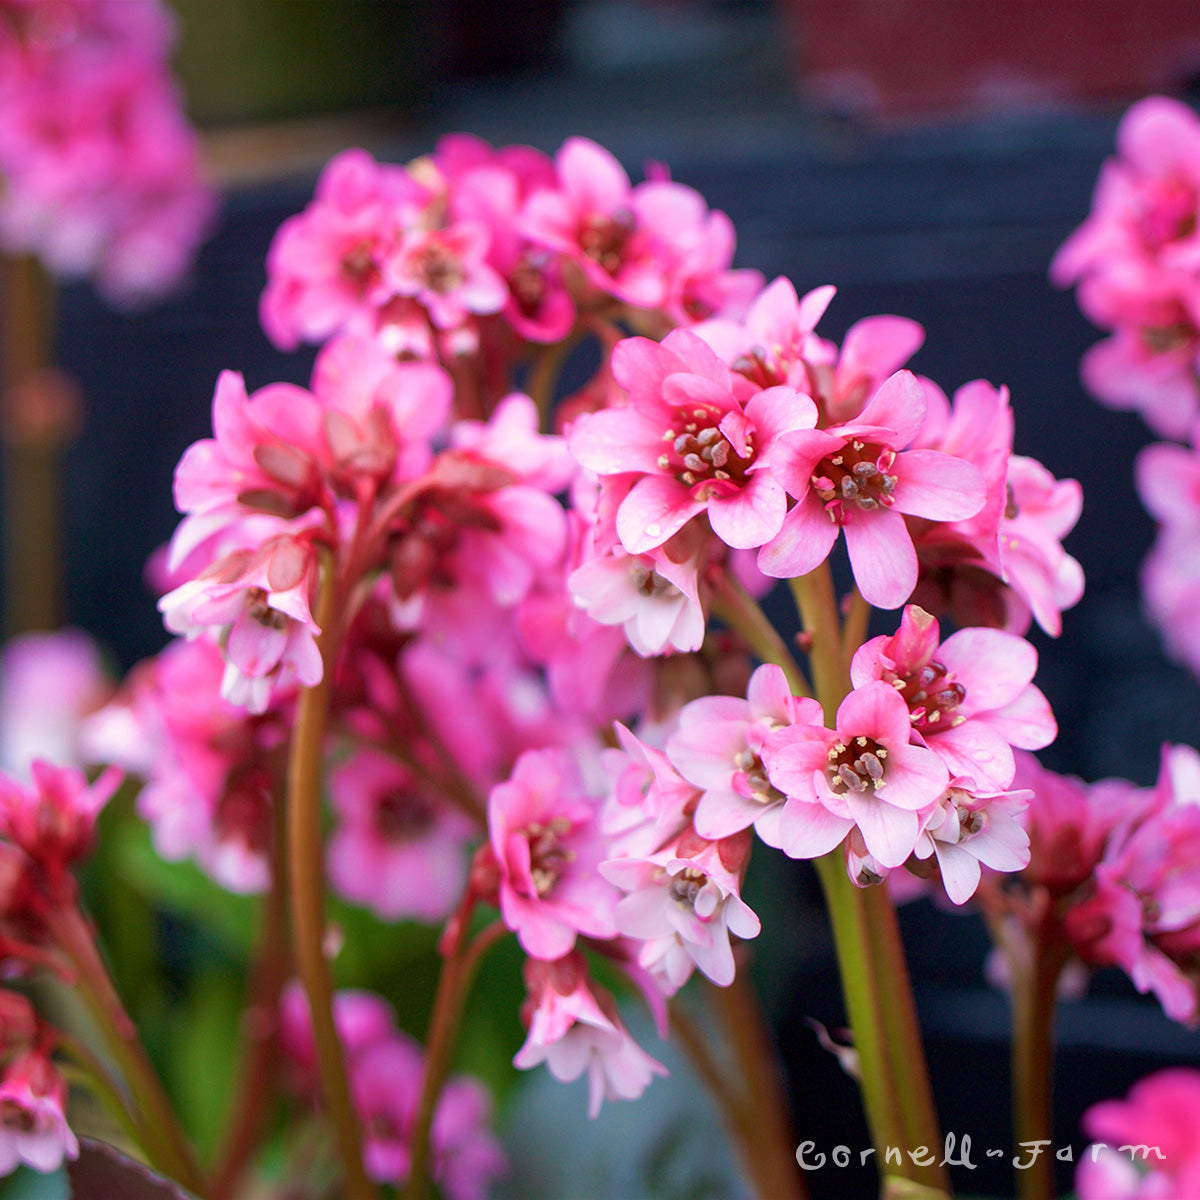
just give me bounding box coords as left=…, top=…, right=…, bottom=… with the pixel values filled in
left=0, top=0, right=216, bottom=305
left=280, top=983, right=505, bottom=1197
left=1052, top=95, right=1200, bottom=440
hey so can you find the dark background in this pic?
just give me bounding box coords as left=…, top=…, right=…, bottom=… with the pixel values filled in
left=24, top=2, right=1200, bottom=1195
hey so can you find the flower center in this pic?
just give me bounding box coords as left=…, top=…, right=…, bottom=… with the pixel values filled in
left=375, top=791, right=435, bottom=841
left=579, top=209, right=636, bottom=274
left=657, top=409, right=753, bottom=499
left=892, top=659, right=966, bottom=734
left=733, top=749, right=784, bottom=806
left=245, top=588, right=288, bottom=631
left=811, top=440, right=897, bottom=524
left=827, top=736, right=888, bottom=794
left=525, top=817, right=572, bottom=897
left=668, top=866, right=708, bottom=909
left=341, top=239, right=380, bottom=292
left=413, top=237, right=465, bottom=294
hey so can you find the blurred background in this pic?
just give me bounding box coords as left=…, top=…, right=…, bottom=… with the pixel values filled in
left=15, top=1, right=1200, bottom=1196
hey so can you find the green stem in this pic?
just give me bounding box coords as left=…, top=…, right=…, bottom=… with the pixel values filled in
left=789, top=569, right=849, bottom=708
left=49, top=902, right=207, bottom=1194
left=710, top=569, right=811, bottom=697
left=403, top=913, right=507, bottom=1200
left=1010, top=907, right=1068, bottom=1200
left=286, top=570, right=379, bottom=1200
left=791, top=564, right=947, bottom=1195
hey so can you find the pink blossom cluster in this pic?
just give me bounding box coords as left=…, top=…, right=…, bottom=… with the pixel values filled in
left=68, top=130, right=1084, bottom=1133
left=1076, top=1068, right=1200, bottom=1199
left=0, top=0, right=216, bottom=306
left=983, top=747, right=1200, bottom=1026
left=569, top=276, right=1083, bottom=632
left=280, top=983, right=505, bottom=1197
left=1052, top=96, right=1200, bottom=440
left=261, top=134, right=762, bottom=369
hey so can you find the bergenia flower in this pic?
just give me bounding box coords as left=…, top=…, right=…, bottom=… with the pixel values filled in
left=0, top=1050, right=77, bottom=1176
left=760, top=369, right=986, bottom=607
left=1077, top=1068, right=1200, bottom=1200
left=767, top=680, right=950, bottom=870
left=569, top=327, right=817, bottom=554
left=849, top=605, right=1056, bottom=791
left=600, top=826, right=760, bottom=990
left=666, top=662, right=820, bottom=845
left=513, top=952, right=667, bottom=1117
left=486, top=748, right=618, bottom=959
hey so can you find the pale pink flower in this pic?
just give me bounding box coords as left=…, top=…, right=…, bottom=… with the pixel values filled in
left=1077, top=1068, right=1200, bottom=1200
left=326, top=748, right=471, bottom=922
left=849, top=605, right=1056, bottom=791
left=600, top=826, right=760, bottom=990
left=596, top=723, right=698, bottom=860
left=996, top=454, right=1085, bottom=637
left=767, top=680, right=950, bottom=870
left=910, top=781, right=1031, bottom=904
left=569, top=327, right=817, bottom=554
left=0, top=1050, right=77, bottom=1176
left=0, top=629, right=111, bottom=779
left=385, top=222, right=507, bottom=330
left=513, top=952, right=667, bottom=1117
left=83, top=637, right=279, bottom=894
left=667, top=662, right=820, bottom=845
left=486, top=748, right=619, bottom=959
left=159, top=536, right=323, bottom=715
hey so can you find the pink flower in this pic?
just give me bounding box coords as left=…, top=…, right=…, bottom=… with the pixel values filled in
left=1077, top=1068, right=1200, bottom=1200
left=849, top=605, right=1056, bottom=791
left=0, top=629, right=111, bottom=779
left=760, top=369, right=986, bottom=607
left=569, top=327, right=817, bottom=554
left=0, top=1050, right=78, bottom=1176
left=326, top=749, right=471, bottom=922
left=910, top=781, right=1031, bottom=904
left=767, top=680, right=950, bottom=870
left=600, top=826, right=760, bottom=990
left=260, top=147, right=429, bottom=350
left=487, top=749, right=618, bottom=959
left=384, top=221, right=507, bottom=331
left=667, top=662, right=821, bottom=845
left=513, top=952, right=667, bottom=1116
left=0, top=759, right=121, bottom=877
left=159, top=535, right=323, bottom=714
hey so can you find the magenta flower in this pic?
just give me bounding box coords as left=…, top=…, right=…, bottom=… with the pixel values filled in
left=0, top=759, right=122, bottom=877
left=487, top=749, right=619, bottom=959
left=767, top=680, right=950, bottom=870
left=1077, top=1068, right=1200, bottom=1199
left=569, top=327, right=817, bottom=554
left=513, top=952, right=667, bottom=1117
left=326, top=749, right=471, bottom=922
left=760, top=369, right=986, bottom=607
left=260, top=147, right=429, bottom=350
left=384, top=221, right=507, bottom=331
left=849, top=604, right=1056, bottom=791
